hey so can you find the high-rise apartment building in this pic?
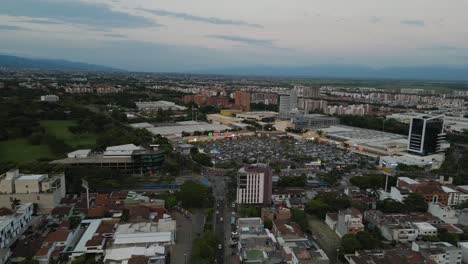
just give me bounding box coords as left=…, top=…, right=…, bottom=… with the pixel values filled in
left=407, top=115, right=446, bottom=156
left=234, top=91, right=251, bottom=111
left=236, top=164, right=272, bottom=205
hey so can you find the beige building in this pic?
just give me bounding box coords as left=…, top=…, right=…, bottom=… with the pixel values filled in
left=207, top=114, right=242, bottom=125
left=0, top=169, right=66, bottom=213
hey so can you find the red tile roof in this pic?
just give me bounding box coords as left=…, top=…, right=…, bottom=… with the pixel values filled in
left=44, top=229, right=70, bottom=243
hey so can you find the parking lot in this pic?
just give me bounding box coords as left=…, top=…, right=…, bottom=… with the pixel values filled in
left=198, top=137, right=370, bottom=170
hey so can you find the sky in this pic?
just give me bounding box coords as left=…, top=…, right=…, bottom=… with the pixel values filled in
left=1, top=0, right=468, bottom=72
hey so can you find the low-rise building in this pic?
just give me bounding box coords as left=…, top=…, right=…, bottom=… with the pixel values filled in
left=412, top=241, right=462, bottom=264
left=40, top=95, right=59, bottom=102
left=412, top=222, right=438, bottom=237
left=0, top=169, right=65, bottom=213
left=51, top=144, right=165, bottom=176
left=136, top=101, right=187, bottom=112
left=428, top=202, right=458, bottom=224
left=335, top=208, right=364, bottom=238
left=459, top=241, right=468, bottom=264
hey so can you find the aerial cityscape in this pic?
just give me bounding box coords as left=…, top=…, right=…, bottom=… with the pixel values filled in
left=1, top=1, right=468, bottom=264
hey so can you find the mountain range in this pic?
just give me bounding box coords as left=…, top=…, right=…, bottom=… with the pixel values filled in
left=0, top=54, right=121, bottom=72
left=1, top=54, right=468, bottom=81
left=194, top=65, right=468, bottom=81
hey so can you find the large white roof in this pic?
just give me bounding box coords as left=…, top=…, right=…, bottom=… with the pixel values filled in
left=113, top=232, right=172, bottom=245
left=104, top=246, right=165, bottom=261
left=147, top=123, right=230, bottom=136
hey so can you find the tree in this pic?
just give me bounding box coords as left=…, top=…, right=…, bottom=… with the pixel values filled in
left=339, top=234, right=362, bottom=256
left=179, top=181, right=209, bottom=208
left=403, top=193, right=428, bottom=212
left=264, top=219, right=273, bottom=229
left=356, top=231, right=379, bottom=250
left=291, top=208, right=308, bottom=230
left=377, top=198, right=405, bottom=214
left=277, top=175, right=306, bottom=187
left=305, top=199, right=329, bottom=219
left=71, top=256, right=86, bottom=264
left=192, top=153, right=213, bottom=167
left=458, top=200, right=468, bottom=209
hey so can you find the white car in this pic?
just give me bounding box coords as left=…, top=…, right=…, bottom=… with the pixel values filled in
left=218, top=244, right=222, bottom=250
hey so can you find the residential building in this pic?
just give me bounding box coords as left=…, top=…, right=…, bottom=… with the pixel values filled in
left=325, top=213, right=338, bottom=231
left=335, top=208, right=365, bottom=238
left=408, top=115, right=446, bottom=156
left=364, top=211, right=429, bottom=242
left=234, top=91, right=251, bottom=112
left=236, top=164, right=273, bottom=205
left=412, top=241, right=462, bottom=264
left=51, top=144, right=165, bottom=176
left=236, top=217, right=285, bottom=263
left=428, top=203, right=458, bottom=224
left=0, top=169, right=66, bottom=213
left=412, top=222, right=438, bottom=237
left=344, top=246, right=439, bottom=264
left=459, top=242, right=468, bottom=264
left=0, top=203, right=33, bottom=249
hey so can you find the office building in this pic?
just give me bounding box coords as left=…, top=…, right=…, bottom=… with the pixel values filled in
left=234, top=91, right=251, bottom=111
left=292, top=114, right=339, bottom=129
left=0, top=169, right=66, bottom=213
left=51, top=144, right=165, bottom=176
left=408, top=115, right=446, bottom=156
left=236, top=164, right=272, bottom=205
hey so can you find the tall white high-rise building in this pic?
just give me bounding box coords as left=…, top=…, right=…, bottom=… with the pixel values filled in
left=236, top=164, right=272, bottom=205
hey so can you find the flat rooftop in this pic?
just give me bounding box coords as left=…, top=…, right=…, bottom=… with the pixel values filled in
left=146, top=122, right=230, bottom=136
left=113, top=232, right=172, bottom=245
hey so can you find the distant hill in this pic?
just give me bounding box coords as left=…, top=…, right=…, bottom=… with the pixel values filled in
left=0, top=54, right=122, bottom=72
left=194, top=65, right=468, bottom=81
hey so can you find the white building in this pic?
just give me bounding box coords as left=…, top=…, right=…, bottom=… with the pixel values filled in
left=136, top=101, right=187, bottom=112
left=428, top=203, right=458, bottom=224
left=459, top=241, right=468, bottom=264
left=40, top=95, right=59, bottom=102
left=104, top=246, right=166, bottom=264
left=442, top=186, right=460, bottom=207
left=0, top=203, right=33, bottom=249
left=412, top=222, right=438, bottom=237
left=0, top=169, right=66, bottom=213
left=335, top=208, right=364, bottom=238
left=412, top=241, right=462, bottom=264
left=236, top=164, right=272, bottom=205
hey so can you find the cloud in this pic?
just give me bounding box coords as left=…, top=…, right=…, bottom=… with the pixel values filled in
left=0, top=25, right=31, bottom=31
left=369, top=16, right=381, bottom=24
left=1, top=0, right=161, bottom=29
left=137, top=8, right=262, bottom=28
left=400, top=19, right=425, bottom=27
left=104, top=33, right=127, bottom=39
left=419, top=45, right=461, bottom=51
left=206, top=35, right=272, bottom=46
left=22, top=19, right=62, bottom=25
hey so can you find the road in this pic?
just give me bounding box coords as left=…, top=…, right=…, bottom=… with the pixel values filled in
left=209, top=174, right=233, bottom=264
left=171, top=210, right=205, bottom=264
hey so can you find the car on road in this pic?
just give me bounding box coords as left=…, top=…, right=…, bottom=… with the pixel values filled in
left=218, top=244, right=222, bottom=250
left=220, top=217, right=223, bottom=222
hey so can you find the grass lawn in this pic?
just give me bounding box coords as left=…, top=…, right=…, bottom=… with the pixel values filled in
left=0, top=139, right=55, bottom=164
left=40, top=120, right=97, bottom=148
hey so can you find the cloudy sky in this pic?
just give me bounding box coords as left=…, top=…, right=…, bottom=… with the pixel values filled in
left=1, top=0, right=467, bottom=72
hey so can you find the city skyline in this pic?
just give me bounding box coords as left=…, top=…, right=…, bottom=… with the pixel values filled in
left=1, top=0, right=468, bottom=72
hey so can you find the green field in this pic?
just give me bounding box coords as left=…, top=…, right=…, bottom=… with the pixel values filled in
left=0, top=139, right=55, bottom=164
left=40, top=120, right=97, bottom=148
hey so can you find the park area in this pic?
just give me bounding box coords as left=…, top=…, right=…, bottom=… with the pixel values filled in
left=40, top=120, right=96, bottom=148
left=0, top=120, right=97, bottom=164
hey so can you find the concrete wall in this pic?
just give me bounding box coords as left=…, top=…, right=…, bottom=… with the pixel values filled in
left=0, top=192, right=62, bottom=213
